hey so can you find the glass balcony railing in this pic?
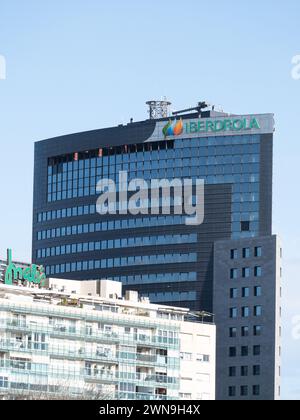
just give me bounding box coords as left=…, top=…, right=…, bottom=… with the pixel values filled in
left=0, top=320, right=179, bottom=349
left=0, top=383, right=177, bottom=400
left=136, top=354, right=157, bottom=363
left=0, top=360, right=180, bottom=389
left=0, top=302, right=180, bottom=332
left=116, top=392, right=173, bottom=401
left=0, top=340, right=180, bottom=370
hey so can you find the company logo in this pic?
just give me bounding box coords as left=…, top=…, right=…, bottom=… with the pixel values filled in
left=163, top=118, right=184, bottom=138
left=186, top=117, right=260, bottom=134
left=4, top=249, right=46, bottom=286
left=162, top=117, right=261, bottom=139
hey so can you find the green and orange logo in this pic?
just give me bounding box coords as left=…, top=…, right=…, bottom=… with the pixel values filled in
left=162, top=118, right=184, bottom=138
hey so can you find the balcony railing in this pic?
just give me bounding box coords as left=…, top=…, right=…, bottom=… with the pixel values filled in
left=0, top=361, right=179, bottom=389
left=0, top=320, right=179, bottom=349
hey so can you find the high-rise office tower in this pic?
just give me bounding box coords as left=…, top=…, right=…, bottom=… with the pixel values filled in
left=32, top=101, right=281, bottom=399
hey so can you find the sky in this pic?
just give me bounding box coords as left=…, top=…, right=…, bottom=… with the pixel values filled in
left=0, top=0, right=299, bottom=399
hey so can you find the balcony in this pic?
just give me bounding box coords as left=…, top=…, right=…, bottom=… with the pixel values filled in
left=84, top=369, right=115, bottom=382
left=1, top=320, right=179, bottom=350
left=136, top=354, right=157, bottom=363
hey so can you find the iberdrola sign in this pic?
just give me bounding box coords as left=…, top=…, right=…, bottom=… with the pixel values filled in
left=4, top=249, right=46, bottom=286
left=163, top=117, right=260, bottom=138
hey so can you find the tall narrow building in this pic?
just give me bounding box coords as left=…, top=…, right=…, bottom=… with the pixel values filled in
left=32, top=102, right=281, bottom=400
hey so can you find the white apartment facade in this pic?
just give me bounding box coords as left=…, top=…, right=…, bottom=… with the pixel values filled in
left=0, top=279, right=215, bottom=400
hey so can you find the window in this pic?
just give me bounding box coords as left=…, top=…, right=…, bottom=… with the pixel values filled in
left=230, top=268, right=238, bottom=279
left=230, top=288, right=238, bottom=299
left=230, top=308, right=238, bottom=318
left=241, top=326, right=249, bottom=337
left=0, top=377, right=8, bottom=388
left=231, top=249, right=238, bottom=260
left=242, top=307, right=250, bottom=318
left=242, top=267, right=250, bottom=278
left=255, top=247, right=262, bottom=257
left=254, top=266, right=262, bottom=277
left=229, top=367, right=236, bottom=377
left=229, top=347, right=237, bottom=357
left=228, top=386, right=236, bottom=397
left=240, top=386, right=248, bottom=397
left=254, top=325, right=262, bottom=336
left=241, top=346, right=249, bottom=357
left=254, top=286, right=262, bottom=297
left=180, top=352, right=192, bottom=361
left=253, top=385, right=260, bottom=396
left=179, top=393, right=192, bottom=400
left=241, top=366, right=248, bottom=377
left=253, top=365, right=261, bottom=376
left=254, top=306, right=262, bottom=316
left=242, top=287, right=250, bottom=298
left=241, top=221, right=250, bottom=232
left=253, top=345, right=261, bottom=356
left=229, top=327, right=237, bottom=338
left=243, top=248, right=250, bottom=258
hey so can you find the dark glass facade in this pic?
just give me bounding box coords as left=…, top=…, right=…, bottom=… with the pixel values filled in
left=32, top=111, right=273, bottom=312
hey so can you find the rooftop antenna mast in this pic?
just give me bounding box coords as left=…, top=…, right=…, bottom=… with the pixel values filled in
left=146, top=99, right=171, bottom=120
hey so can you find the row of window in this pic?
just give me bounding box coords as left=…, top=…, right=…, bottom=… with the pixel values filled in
left=37, top=215, right=188, bottom=241
left=48, top=154, right=260, bottom=179
left=229, top=345, right=261, bottom=357
left=47, top=173, right=260, bottom=197
left=36, top=215, right=260, bottom=243
left=38, top=204, right=96, bottom=223
left=230, top=266, right=262, bottom=279
left=229, top=306, right=262, bottom=318
left=47, top=176, right=260, bottom=203
left=48, top=136, right=260, bottom=171
left=229, top=365, right=261, bottom=377
left=47, top=166, right=260, bottom=192
left=36, top=234, right=197, bottom=259
left=231, top=246, right=262, bottom=259
left=111, top=272, right=197, bottom=285
left=142, top=291, right=197, bottom=303
left=229, top=385, right=260, bottom=397
left=38, top=193, right=260, bottom=223
left=48, top=164, right=260, bottom=183
left=230, top=286, right=262, bottom=299
left=45, top=253, right=198, bottom=276
left=229, top=326, right=262, bottom=338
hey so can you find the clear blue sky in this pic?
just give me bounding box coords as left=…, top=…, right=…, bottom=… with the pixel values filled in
left=0, top=0, right=299, bottom=399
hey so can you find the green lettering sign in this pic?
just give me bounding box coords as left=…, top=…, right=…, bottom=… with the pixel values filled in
left=250, top=118, right=260, bottom=129
left=164, top=117, right=261, bottom=138
left=4, top=249, right=46, bottom=286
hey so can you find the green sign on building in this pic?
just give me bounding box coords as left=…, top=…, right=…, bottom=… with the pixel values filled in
left=162, top=117, right=261, bottom=138
left=4, top=249, right=46, bottom=286
left=185, top=117, right=260, bottom=134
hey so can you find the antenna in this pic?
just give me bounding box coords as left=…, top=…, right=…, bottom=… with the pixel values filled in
left=146, top=100, right=171, bottom=120
left=172, top=101, right=211, bottom=117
